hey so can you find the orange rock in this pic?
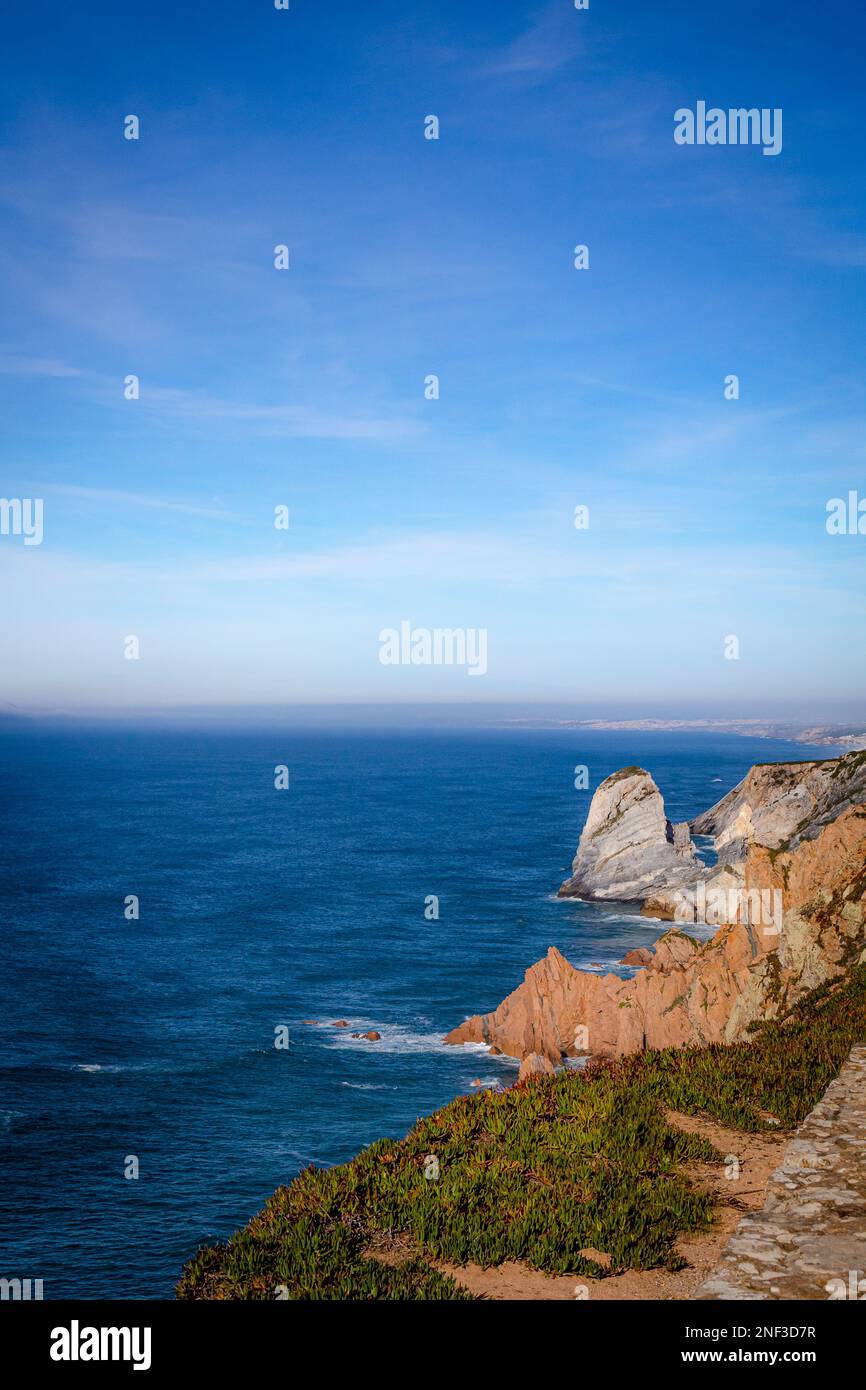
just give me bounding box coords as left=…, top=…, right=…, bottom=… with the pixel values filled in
left=620, top=947, right=653, bottom=966
left=446, top=808, right=866, bottom=1064
left=518, top=1052, right=555, bottom=1081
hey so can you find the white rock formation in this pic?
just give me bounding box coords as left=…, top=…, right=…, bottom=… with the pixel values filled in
left=558, top=767, right=703, bottom=901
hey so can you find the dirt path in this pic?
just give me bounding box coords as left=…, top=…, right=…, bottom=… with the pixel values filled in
left=433, top=1112, right=786, bottom=1301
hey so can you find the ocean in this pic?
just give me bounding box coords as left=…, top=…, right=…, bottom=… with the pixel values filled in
left=0, top=724, right=826, bottom=1298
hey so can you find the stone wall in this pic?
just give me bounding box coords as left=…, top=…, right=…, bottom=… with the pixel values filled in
left=697, top=1047, right=866, bottom=1300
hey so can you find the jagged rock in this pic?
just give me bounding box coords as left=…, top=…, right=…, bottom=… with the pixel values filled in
left=332, top=1020, right=349, bottom=1028
left=558, top=767, right=703, bottom=901
left=621, top=947, right=654, bottom=966
left=518, top=1052, right=555, bottom=1081
left=645, top=930, right=700, bottom=970
left=445, top=945, right=612, bottom=1064
left=446, top=804, right=866, bottom=1063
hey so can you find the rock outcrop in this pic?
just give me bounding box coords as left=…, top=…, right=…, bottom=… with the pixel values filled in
left=558, top=767, right=703, bottom=901
left=620, top=947, right=653, bottom=967
left=691, top=751, right=866, bottom=855
left=518, top=1052, right=556, bottom=1081
left=446, top=753, right=866, bottom=1065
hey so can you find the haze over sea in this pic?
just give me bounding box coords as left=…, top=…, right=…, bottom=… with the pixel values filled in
left=0, top=723, right=838, bottom=1298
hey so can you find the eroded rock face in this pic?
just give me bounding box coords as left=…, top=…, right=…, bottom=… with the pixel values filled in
left=445, top=804, right=866, bottom=1064
left=691, top=750, right=866, bottom=855
left=445, top=946, right=605, bottom=1062
left=557, top=767, right=703, bottom=901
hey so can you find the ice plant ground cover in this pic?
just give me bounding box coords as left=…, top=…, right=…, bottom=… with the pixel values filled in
left=177, top=965, right=866, bottom=1300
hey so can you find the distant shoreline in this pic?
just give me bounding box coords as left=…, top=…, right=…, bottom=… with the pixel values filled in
left=495, top=718, right=866, bottom=749
left=2, top=706, right=865, bottom=747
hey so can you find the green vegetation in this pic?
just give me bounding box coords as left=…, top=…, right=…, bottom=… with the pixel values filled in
left=180, top=1221, right=469, bottom=1301
left=750, top=749, right=865, bottom=774
left=177, top=966, right=866, bottom=1301
left=610, top=964, right=866, bottom=1131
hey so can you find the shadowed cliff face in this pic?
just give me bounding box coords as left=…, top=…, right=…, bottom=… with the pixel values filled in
left=446, top=754, right=866, bottom=1065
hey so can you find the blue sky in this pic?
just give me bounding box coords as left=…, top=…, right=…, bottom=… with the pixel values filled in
left=1, top=0, right=865, bottom=715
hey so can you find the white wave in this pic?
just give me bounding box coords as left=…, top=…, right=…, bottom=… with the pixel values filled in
left=605, top=911, right=664, bottom=924
left=340, top=1082, right=392, bottom=1091
left=548, top=896, right=665, bottom=925
left=323, top=1024, right=457, bottom=1056
left=323, top=1024, right=529, bottom=1062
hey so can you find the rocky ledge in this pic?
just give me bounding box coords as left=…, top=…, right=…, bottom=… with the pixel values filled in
left=445, top=751, right=866, bottom=1064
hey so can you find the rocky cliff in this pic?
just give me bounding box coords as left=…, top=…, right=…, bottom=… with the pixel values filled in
left=691, top=751, right=866, bottom=853
left=445, top=751, right=866, bottom=1065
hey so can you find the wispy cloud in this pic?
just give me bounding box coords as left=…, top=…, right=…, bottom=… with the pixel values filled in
left=116, top=383, right=422, bottom=442
left=477, top=3, right=584, bottom=80
left=48, top=486, right=241, bottom=522
left=0, top=351, right=84, bottom=378
left=0, top=354, right=422, bottom=442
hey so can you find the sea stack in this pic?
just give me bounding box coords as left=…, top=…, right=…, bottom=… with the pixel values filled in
left=558, top=766, right=703, bottom=901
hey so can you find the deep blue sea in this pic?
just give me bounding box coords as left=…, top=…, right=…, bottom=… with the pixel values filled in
left=0, top=725, right=827, bottom=1299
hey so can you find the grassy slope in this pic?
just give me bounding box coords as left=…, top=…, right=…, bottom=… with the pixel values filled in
left=177, top=965, right=866, bottom=1301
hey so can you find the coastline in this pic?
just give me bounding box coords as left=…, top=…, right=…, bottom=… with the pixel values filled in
left=176, top=967, right=866, bottom=1300
left=176, top=746, right=866, bottom=1301
left=497, top=718, right=866, bottom=751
